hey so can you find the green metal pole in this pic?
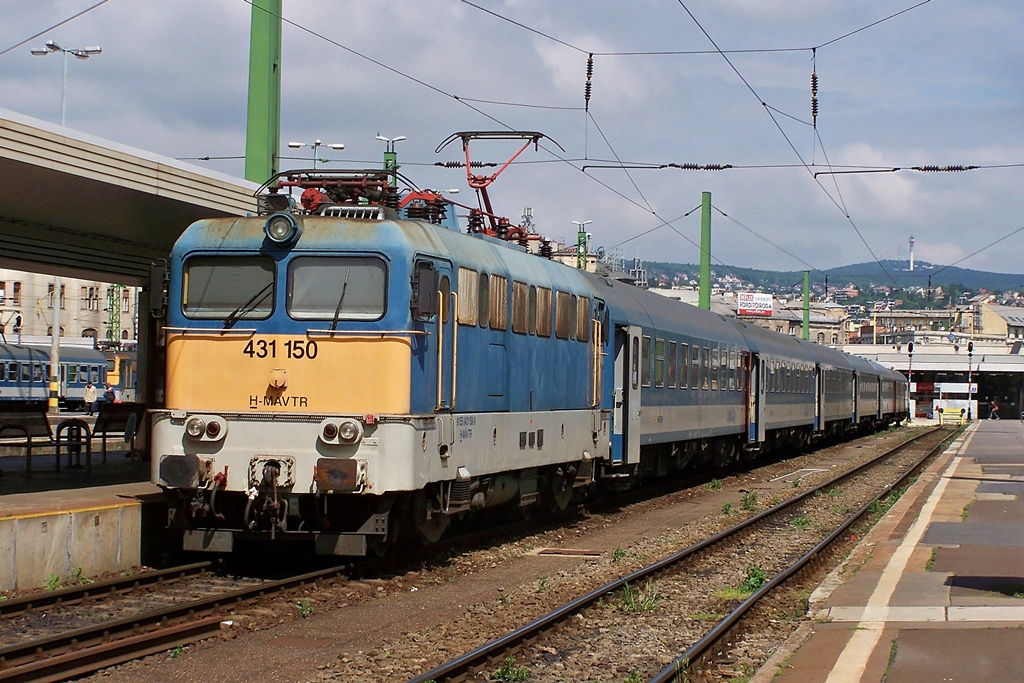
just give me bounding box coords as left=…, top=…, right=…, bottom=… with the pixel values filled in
left=383, top=150, right=398, bottom=187
left=699, top=191, right=711, bottom=310
left=244, top=0, right=282, bottom=184
left=802, top=271, right=810, bottom=340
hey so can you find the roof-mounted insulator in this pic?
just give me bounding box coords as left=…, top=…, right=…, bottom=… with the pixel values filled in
left=540, top=238, right=553, bottom=259
left=468, top=209, right=485, bottom=234
left=811, top=71, right=819, bottom=128
left=911, top=165, right=978, bottom=172
left=584, top=54, right=593, bottom=112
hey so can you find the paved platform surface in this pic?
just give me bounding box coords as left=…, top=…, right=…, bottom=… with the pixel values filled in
left=760, top=420, right=1024, bottom=683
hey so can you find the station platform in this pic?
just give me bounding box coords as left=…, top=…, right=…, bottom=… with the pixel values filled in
left=761, top=419, right=1024, bottom=683
left=0, top=426, right=161, bottom=592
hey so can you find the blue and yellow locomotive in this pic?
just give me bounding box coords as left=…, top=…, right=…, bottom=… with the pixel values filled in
left=150, top=132, right=907, bottom=555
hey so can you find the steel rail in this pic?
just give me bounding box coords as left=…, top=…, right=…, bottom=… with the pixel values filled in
left=408, top=426, right=947, bottom=683
left=0, top=563, right=351, bottom=679
left=649, top=427, right=955, bottom=682
left=0, top=561, right=214, bottom=617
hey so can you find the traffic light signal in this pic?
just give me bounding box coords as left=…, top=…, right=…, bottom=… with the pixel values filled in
left=967, top=341, right=973, bottom=354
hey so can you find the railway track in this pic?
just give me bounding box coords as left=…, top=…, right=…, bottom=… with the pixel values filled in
left=408, top=426, right=954, bottom=683
left=0, top=562, right=354, bottom=683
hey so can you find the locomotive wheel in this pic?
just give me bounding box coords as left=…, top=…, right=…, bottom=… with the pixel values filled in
left=548, top=466, right=575, bottom=511
left=413, top=489, right=449, bottom=544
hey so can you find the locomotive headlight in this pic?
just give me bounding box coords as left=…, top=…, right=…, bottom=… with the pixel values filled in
left=185, top=417, right=206, bottom=438
left=265, top=212, right=299, bottom=244
left=338, top=420, right=361, bottom=443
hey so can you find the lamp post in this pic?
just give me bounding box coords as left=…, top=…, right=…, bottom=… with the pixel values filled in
left=30, top=40, right=102, bottom=126
left=375, top=134, right=406, bottom=187
left=572, top=220, right=592, bottom=270
left=907, top=341, right=914, bottom=423
left=287, top=140, right=344, bottom=169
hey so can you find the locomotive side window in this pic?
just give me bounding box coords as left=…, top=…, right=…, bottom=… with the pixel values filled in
left=457, top=268, right=478, bottom=326
left=489, top=275, right=508, bottom=330
left=568, top=295, right=578, bottom=341
left=555, top=291, right=572, bottom=339
left=184, top=255, right=275, bottom=319
left=288, top=256, right=387, bottom=320
left=528, top=285, right=538, bottom=335
left=512, top=281, right=529, bottom=334
left=536, top=287, right=552, bottom=337
left=667, top=341, right=677, bottom=388
left=439, top=276, right=451, bottom=323
left=478, top=274, right=490, bottom=328
left=576, top=296, right=590, bottom=343
left=641, top=336, right=651, bottom=387
left=654, top=338, right=665, bottom=387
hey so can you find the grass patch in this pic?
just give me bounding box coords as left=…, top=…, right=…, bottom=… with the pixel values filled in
left=690, top=611, right=725, bottom=622
left=612, top=546, right=627, bottom=562
left=961, top=500, right=975, bottom=521
left=925, top=547, right=938, bottom=571
left=791, top=515, right=812, bottom=530
left=493, top=656, right=530, bottom=681
left=722, top=502, right=734, bottom=516
left=620, top=580, right=663, bottom=613
left=741, top=491, right=759, bottom=511
left=707, top=478, right=723, bottom=491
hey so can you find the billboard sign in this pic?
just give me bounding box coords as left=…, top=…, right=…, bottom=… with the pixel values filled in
left=737, top=292, right=773, bottom=316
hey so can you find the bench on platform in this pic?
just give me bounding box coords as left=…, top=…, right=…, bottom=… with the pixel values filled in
left=93, top=402, right=146, bottom=462
left=0, top=406, right=94, bottom=478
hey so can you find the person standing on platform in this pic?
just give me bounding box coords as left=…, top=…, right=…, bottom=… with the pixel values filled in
left=84, top=381, right=97, bottom=416
left=104, top=382, right=118, bottom=404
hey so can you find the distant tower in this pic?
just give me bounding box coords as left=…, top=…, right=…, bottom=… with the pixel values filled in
left=909, top=234, right=915, bottom=271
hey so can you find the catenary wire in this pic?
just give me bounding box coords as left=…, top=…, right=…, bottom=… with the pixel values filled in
left=0, top=0, right=112, bottom=58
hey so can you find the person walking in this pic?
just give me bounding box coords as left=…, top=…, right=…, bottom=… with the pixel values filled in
left=989, top=399, right=999, bottom=420
left=84, top=381, right=97, bottom=416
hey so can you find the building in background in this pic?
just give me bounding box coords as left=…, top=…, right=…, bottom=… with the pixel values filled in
left=0, top=268, right=138, bottom=345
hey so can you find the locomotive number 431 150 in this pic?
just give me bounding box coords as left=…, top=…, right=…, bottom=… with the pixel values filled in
left=242, top=339, right=319, bottom=359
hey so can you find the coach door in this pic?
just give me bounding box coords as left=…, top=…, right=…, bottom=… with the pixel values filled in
left=428, top=262, right=455, bottom=412
left=612, top=325, right=641, bottom=465
left=748, top=354, right=766, bottom=444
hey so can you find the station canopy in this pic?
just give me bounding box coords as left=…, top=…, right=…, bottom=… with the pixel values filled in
left=0, top=108, right=257, bottom=285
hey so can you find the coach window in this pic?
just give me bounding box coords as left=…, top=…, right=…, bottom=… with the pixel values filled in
left=729, top=349, right=736, bottom=390
left=0, top=363, right=5, bottom=381
left=457, top=268, right=478, bottom=326
left=654, top=338, right=665, bottom=387
left=680, top=343, right=689, bottom=388
left=691, top=344, right=700, bottom=389
left=700, top=346, right=709, bottom=390
left=536, top=287, right=552, bottom=337
left=478, top=273, right=490, bottom=328
left=288, top=256, right=388, bottom=321
left=512, top=281, right=529, bottom=333
left=32, top=364, right=43, bottom=382
left=489, top=275, right=508, bottom=330
left=91, top=366, right=100, bottom=383
left=631, top=337, right=640, bottom=389
left=667, top=341, right=677, bottom=388
left=79, top=365, right=89, bottom=382
left=710, top=345, right=719, bottom=390
left=555, top=291, right=573, bottom=339
left=641, top=336, right=652, bottom=387
left=183, top=255, right=275, bottom=320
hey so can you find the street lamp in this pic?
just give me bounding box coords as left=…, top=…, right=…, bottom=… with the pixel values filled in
left=376, top=134, right=406, bottom=186
left=907, top=341, right=914, bottom=423
left=572, top=220, right=592, bottom=270
left=30, top=40, right=101, bottom=126
left=287, top=139, right=344, bottom=169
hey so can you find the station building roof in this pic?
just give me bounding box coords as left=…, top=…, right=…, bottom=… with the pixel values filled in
left=0, top=108, right=257, bottom=285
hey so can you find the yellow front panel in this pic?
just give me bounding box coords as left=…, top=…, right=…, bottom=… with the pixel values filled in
left=166, top=333, right=412, bottom=414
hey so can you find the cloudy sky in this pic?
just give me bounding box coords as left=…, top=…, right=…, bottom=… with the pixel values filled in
left=2, top=0, right=1022, bottom=277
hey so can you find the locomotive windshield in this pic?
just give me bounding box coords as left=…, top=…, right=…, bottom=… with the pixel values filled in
left=286, top=256, right=387, bottom=321
left=182, top=256, right=275, bottom=320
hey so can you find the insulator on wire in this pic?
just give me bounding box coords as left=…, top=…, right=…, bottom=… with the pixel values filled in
left=434, top=161, right=494, bottom=168
left=811, top=71, right=819, bottom=127
left=667, top=163, right=732, bottom=171
left=585, top=54, right=594, bottom=112
left=912, top=165, right=977, bottom=172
